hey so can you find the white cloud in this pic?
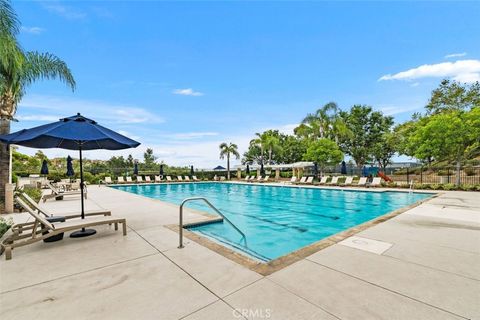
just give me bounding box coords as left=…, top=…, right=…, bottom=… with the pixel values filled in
left=16, top=115, right=61, bottom=122
left=379, top=105, right=423, bottom=116
left=43, top=4, right=86, bottom=20
left=18, top=95, right=165, bottom=124
left=21, top=26, right=45, bottom=35
left=173, top=88, right=204, bottom=96
left=445, top=52, right=467, bottom=59
left=165, top=132, right=219, bottom=140
left=379, top=59, right=480, bottom=84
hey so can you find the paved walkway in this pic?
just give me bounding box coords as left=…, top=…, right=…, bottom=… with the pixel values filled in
left=1, top=186, right=479, bottom=320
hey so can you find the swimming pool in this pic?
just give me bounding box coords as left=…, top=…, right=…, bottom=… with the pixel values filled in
left=111, top=183, right=433, bottom=261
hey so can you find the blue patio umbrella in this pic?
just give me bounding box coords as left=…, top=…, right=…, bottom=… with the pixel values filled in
left=341, top=161, right=347, bottom=175
left=0, top=113, right=140, bottom=237
left=362, top=166, right=368, bottom=177
left=66, top=155, right=75, bottom=177
left=133, top=162, right=139, bottom=175
left=40, top=159, right=49, bottom=175
left=213, top=165, right=226, bottom=171
left=159, top=164, right=164, bottom=177
left=190, top=165, right=194, bottom=177
left=246, top=164, right=250, bottom=175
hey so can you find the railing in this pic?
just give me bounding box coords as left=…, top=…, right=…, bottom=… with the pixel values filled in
left=178, top=197, right=247, bottom=249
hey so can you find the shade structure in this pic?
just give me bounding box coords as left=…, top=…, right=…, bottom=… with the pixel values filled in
left=246, top=164, right=250, bottom=175
left=213, top=165, right=226, bottom=171
left=341, top=161, right=347, bottom=174
left=159, top=164, right=164, bottom=176
left=133, top=162, right=139, bottom=175
left=66, top=155, right=75, bottom=177
left=190, top=165, right=194, bottom=177
left=0, top=113, right=140, bottom=238
left=40, top=160, right=49, bottom=175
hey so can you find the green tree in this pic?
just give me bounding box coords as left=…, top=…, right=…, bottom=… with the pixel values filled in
left=278, top=136, right=308, bottom=164
left=143, top=148, right=156, bottom=168
left=249, top=131, right=282, bottom=165
left=219, top=142, right=240, bottom=180
left=303, top=138, right=343, bottom=175
left=409, top=107, right=480, bottom=185
left=127, top=154, right=134, bottom=167
left=339, top=105, right=394, bottom=169
left=426, top=79, right=480, bottom=114
left=372, top=132, right=399, bottom=171
left=0, top=0, right=75, bottom=211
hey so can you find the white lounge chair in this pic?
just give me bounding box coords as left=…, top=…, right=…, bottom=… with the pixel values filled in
left=154, top=175, right=162, bottom=183
left=136, top=176, right=144, bottom=183
left=319, top=176, right=328, bottom=184
left=104, top=177, right=112, bottom=184
left=145, top=176, right=151, bottom=183
left=220, top=176, right=226, bottom=181
left=289, top=176, right=297, bottom=184
left=357, top=177, right=367, bottom=186
left=244, top=175, right=250, bottom=181
left=117, top=176, right=125, bottom=184
left=329, top=176, right=339, bottom=185
left=296, top=176, right=307, bottom=184
left=262, top=176, right=270, bottom=183
left=177, top=176, right=183, bottom=181
left=248, top=176, right=256, bottom=181
left=42, top=181, right=86, bottom=203
left=304, top=176, right=314, bottom=184
left=166, top=176, right=172, bottom=182
left=192, top=176, right=199, bottom=181
left=126, top=176, right=133, bottom=183
left=184, top=176, right=191, bottom=182
left=368, top=177, right=382, bottom=187
left=342, top=176, right=353, bottom=186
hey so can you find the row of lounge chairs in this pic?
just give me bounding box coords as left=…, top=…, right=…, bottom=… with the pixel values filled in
left=1, top=191, right=126, bottom=260
left=104, top=175, right=201, bottom=184
left=244, top=175, right=270, bottom=183
left=290, top=176, right=382, bottom=187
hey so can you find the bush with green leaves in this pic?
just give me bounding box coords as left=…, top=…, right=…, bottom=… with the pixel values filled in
left=22, top=186, right=43, bottom=203
left=0, top=217, right=14, bottom=238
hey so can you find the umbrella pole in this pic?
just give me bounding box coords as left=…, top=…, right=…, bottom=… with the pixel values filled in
left=70, top=144, right=97, bottom=238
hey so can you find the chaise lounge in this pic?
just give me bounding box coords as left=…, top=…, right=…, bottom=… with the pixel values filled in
left=42, top=181, right=86, bottom=203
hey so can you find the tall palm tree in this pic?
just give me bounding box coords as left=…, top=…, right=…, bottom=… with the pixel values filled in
left=0, top=0, right=75, bottom=211
left=219, top=142, right=240, bottom=180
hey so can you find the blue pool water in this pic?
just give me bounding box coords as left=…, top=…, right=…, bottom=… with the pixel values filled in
left=111, top=183, right=433, bottom=261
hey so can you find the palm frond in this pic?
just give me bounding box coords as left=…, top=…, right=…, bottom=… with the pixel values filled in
left=23, top=51, right=76, bottom=91
left=0, top=0, right=19, bottom=36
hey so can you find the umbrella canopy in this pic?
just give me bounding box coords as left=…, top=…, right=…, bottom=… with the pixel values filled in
left=246, top=164, right=250, bottom=175
left=362, top=166, right=368, bottom=177
left=40, top=159, right=49, bottom=175
left=66, top=155, right=75, bottom=177
left=0, top=113, right=140, bottom=238
left=133, top=162, right=139, bottom=175
left=190, top=165, right=194, bottom=176
left=213, top=165, right=226, bottom=171
left=341, top=161, right=347, bottom=174
left=159, top=164, right=164, bottom=176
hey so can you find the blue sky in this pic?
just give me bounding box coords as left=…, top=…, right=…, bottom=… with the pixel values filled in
left=12, top=1, right=480, bottom=167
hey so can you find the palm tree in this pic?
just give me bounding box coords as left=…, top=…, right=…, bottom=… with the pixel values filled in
left=219, top=142, right=240, bottom=180
left=249, top=131, right=282, bottom=165
left=0, top=0, right=75, bottom=211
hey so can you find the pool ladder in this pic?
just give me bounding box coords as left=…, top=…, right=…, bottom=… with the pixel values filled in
left=178, top=197, right=247, bottom=249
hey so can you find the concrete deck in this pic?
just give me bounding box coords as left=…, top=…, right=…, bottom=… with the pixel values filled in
left=1, top=185, right=479, bottom=320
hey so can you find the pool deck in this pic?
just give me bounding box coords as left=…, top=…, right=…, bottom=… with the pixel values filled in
left=1, top=184, right=479, bottom=319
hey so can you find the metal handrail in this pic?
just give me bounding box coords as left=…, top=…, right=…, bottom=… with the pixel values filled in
left=178, top=197, right=247, bottom=249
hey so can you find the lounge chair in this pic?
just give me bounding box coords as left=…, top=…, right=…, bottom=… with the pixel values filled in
left=368, top=177, right=382, bottom=187
left=357, top=177, right=367, bottom=186
left=154, top=175, right=162, bottom=183
left=289, top=176, right=297, bottom=184
left=342, top=176, right=354, bottom=186
left=261, top=176, right=270, bottom=183
left=102, top=177, right=112, bottom=184
left=126, top=176, right=133, bottom=183
left=248, top=176, right=256, bottom=181
left=42, top=181, right=86, bottom=203
left=220, top=176, right=226, bottom=181
left=14, top=192, right=111, bottom=234
left=295, top=176, right=307, bottom=184
left=117, top=176, right=125, bottom=184
left=145, top=176, right=151, bottom=183
left=244, top=175, right=250, bottom=181
left=166, top=176, right=172, bottom=182
left=318, top=176, right=328, bottom=184
left=184, top=176, right=191, bottom=182
left=1, top=197, right=127, bottom=260
left=136, top=176, right=144, bottom=183
left=177, top=176, right=183, bottom=181
left=304, top=176, right=314, bottom=184
left=192, top=176, right=199, bottom=182
left=329, top=176, right=339, bottom=185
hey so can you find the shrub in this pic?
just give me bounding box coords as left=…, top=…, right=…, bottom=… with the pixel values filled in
left=22, top=186, right=43, bottom=203
left=0, top=217, right=13, bottom=238
left=47, top=172, right=65, bottom=182
left=460, top=184, right=476, bottom=191
left=442, top=183, right=457, bottom=191
left=430, top=184, right=442, bottom=190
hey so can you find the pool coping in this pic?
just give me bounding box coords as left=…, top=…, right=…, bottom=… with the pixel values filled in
left=161, top=186, right=440, bottom=276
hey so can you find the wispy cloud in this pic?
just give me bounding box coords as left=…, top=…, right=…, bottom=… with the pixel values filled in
left=18, top=95, right=165, bottom=124
left=379, top=105, right=423, bottom=116
left=445, top=52, right=467, bottom=59
left=379, top=59, right=480, bottom=84
left=20, top=26, right=45, bottom=35
left=43, top=3, right=86, bottom=20
left=173, top=88, right=204, bottom=96
left=165, top=132, right=219, bottom=140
